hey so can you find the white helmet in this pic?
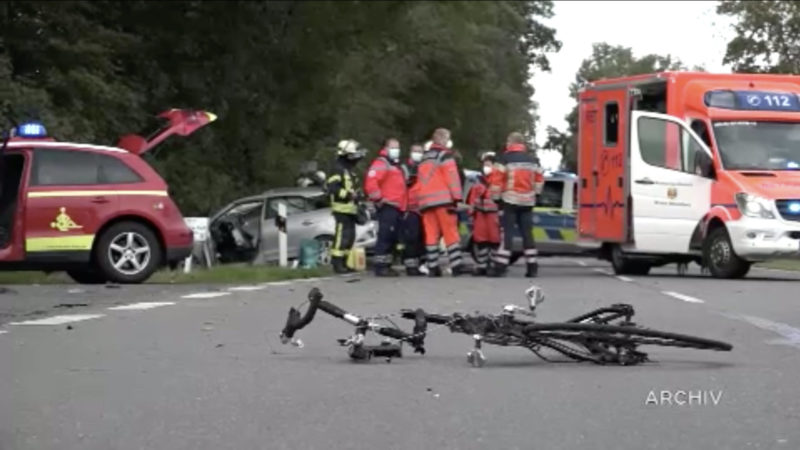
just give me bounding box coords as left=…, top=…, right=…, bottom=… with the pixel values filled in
left=337, top=139, right=365, bottom=160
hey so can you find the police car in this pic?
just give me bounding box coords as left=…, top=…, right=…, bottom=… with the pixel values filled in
left=459, top=170, right=590, bottom=264
left=0, top=109, right=215, bottom=284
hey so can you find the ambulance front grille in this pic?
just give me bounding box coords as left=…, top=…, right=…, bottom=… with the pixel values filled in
left=775, top=199, right=800, bottom=222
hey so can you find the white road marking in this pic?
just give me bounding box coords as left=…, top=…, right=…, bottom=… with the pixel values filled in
left=0, top=330, right=7, bottom=335
left=662, top=291, right=705, bottom=304
left=576, top=261, right=588, bottom=266
left=9, top=314, right=105, bottom=326
left=228, top=286, right=267, bottom=292
left=108, top=302, right=176, bottom=311
left=263, top=281, right=292, bottom=286
left=593, top=268, right=612, bottom=275
left=722, top=313, right=800, bottom=349
left=181, top=292, right=231, bottom=299
left=616, top=276, right=633, bottom=282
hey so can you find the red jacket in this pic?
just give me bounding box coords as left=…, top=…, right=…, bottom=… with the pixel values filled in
left=364, top=149, right=407, bottom=211
left=489, top=143, right=543, bottom=206
left=417, top=143, right=462, bottom=210
left=402, top=159, right=421, bottom=214
left=467, top=177, right=499, bottom=214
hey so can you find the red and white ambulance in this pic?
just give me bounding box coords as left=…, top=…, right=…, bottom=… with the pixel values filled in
left=577, top=72, right=800, bottom=278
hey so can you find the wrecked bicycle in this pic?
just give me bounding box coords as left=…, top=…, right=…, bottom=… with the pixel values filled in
left=279, top=286, right=732, bottom=367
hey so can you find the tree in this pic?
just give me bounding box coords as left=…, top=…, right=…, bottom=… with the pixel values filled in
left=553, top=43, right=685, bottom=172
left=0, top=1, right=561, bottom=215
left=718, top=0, right=800, bottom=74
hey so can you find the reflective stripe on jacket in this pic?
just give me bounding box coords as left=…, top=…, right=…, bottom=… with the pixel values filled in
left=490, top=143, right=543, bottom=206
left=417, top=145, right=463, bottom=210
left=326, top=159, right=358, bottom=215
left=364, top=151, right=407, bottom=211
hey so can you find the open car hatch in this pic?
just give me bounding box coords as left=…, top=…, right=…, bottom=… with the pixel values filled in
left=117, top=109, right=217, bottom=155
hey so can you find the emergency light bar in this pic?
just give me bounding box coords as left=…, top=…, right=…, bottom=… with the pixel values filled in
left=16, top=122, right=47, bottom=138
left=705, top=90, right=800, bottom=112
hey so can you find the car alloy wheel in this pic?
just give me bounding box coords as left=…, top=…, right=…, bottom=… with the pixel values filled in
left=107, top=231, right=151, bottom=276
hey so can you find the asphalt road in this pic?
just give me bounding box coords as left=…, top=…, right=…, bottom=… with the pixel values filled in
left=2, top=259, right=800, bottom=450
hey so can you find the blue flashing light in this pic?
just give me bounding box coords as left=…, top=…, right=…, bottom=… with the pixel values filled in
left=16, top=122, right=47, bottom=138
left=788, top=202, right=800, bottom=214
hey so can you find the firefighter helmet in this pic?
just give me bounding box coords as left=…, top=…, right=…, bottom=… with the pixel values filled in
left=337, top=139, right=365, bottom=160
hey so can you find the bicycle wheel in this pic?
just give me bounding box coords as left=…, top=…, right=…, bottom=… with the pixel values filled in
left=524, top=322, right=732, bottom=352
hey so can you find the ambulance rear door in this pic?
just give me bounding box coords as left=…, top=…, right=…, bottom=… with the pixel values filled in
left=590, top=88, right=629, bottom=243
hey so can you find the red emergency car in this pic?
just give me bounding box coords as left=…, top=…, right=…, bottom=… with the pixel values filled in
left=0, top=109, right=215, bottom=283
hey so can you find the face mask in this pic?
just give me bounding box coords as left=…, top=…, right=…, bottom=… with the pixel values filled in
left=483, top=165, right=493, bottom=176
left=387, top=147, right=400, bottom=160
left=410, top=152, right=422, bottom=162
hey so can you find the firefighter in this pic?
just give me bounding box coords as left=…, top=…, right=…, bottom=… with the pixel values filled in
left=364, top=138, right=407, bottom=277
left=466, top=151, right=501, bottom=276
left=489, top=131, right=544, bottom=278
left=400, top=143, right=425, bottom=276
left=417, top=128, right=471, bottom=277
left=326, top=139, right=366, bottom=274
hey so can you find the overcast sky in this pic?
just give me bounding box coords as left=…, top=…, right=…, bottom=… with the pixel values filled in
left=532, top=0, right=737, bottom=169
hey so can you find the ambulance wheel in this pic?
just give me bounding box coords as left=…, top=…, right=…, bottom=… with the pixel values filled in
left=95, top=222, right=162, bottom=284
left=703, top=227, right=751, bottom=279
left=66, top=268, right=107, bottom=284
left=610, top=245, right=650, bottom=275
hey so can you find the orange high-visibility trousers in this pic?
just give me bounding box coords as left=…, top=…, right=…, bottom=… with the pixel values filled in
left=422, top=206, right=463, bottom=269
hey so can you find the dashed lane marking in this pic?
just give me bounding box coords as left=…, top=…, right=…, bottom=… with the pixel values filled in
left=181, top=292, right=231, bottom=299
left=0, top=330, right=7, bottom=335
left=262, top=281, right=292, bottom=287
left=576, top=261, right=588, bottom=266
left=9, top=314, right=105, bottom=326
left=108, top=302, right=176, bottom=311
left=593, top=268, right=612, bottom=275
left=616, top=276, right=633, bottom=282
left=662, top=291, right=705, bottom=304
left=228, top=286, right=267, bottom=292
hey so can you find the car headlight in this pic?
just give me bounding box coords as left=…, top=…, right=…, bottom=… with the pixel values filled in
left=734, top=193, right=776, bottom=219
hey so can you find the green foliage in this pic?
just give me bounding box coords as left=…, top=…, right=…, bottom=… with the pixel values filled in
left=553, top=43, right=685, bottom=171
left=718, top=0, right=800, bottom=74
left=0, top=1, right=560, bottom=215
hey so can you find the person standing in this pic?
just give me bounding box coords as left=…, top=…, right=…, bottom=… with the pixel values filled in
left=364, top=138, right=407, bottom=277
left=326, top=139, right=366, bottom=274
left=466, top=152, right=501, bottom=276
left=489, top=132, right=544, bottom=278
left=400, top=144, right=425, bottom=276
left=417, top=128, right=471, bottom=277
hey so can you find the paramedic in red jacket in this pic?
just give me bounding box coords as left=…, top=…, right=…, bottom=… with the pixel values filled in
left=467, top=151, right=501, bottom=276
left=364, top=138, right=407, bottom=277
left=489, top=131, right=544, bottom=278
left=417, top=128, right=471, bottom=277
left=400, top=143, right=425, bottom=276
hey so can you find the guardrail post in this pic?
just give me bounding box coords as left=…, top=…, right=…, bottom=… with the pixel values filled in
left=277, top=201, right=288, bottom=267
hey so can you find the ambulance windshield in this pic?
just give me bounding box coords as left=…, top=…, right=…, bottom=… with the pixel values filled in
left=712, top=121, right=800, bottom=170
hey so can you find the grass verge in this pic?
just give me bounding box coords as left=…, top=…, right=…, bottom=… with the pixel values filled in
left=756, top=259, right=800, bottom=272
left=0, top=264, right=332, bottom=285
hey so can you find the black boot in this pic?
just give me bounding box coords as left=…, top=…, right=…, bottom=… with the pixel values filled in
left=428, top=266, right=442, bottom=277
left=487, top=263, right=507, bottom=277
left=406, top=267, right=424, bottom=276
left=472, top=267, right=488, bottom=276
left=332, top=257, right=348, bottom=274
left=375, top=265, right=399, bottom=277
left=451, top=264, right=473, bottom=277
left=525, top=262, right=538, bottom=278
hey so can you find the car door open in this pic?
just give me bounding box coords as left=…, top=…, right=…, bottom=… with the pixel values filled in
left=629, top=111, right=714, bottom=253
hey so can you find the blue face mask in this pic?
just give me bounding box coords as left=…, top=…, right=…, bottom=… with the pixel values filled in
left=387, top=147, right=401, bottom=160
